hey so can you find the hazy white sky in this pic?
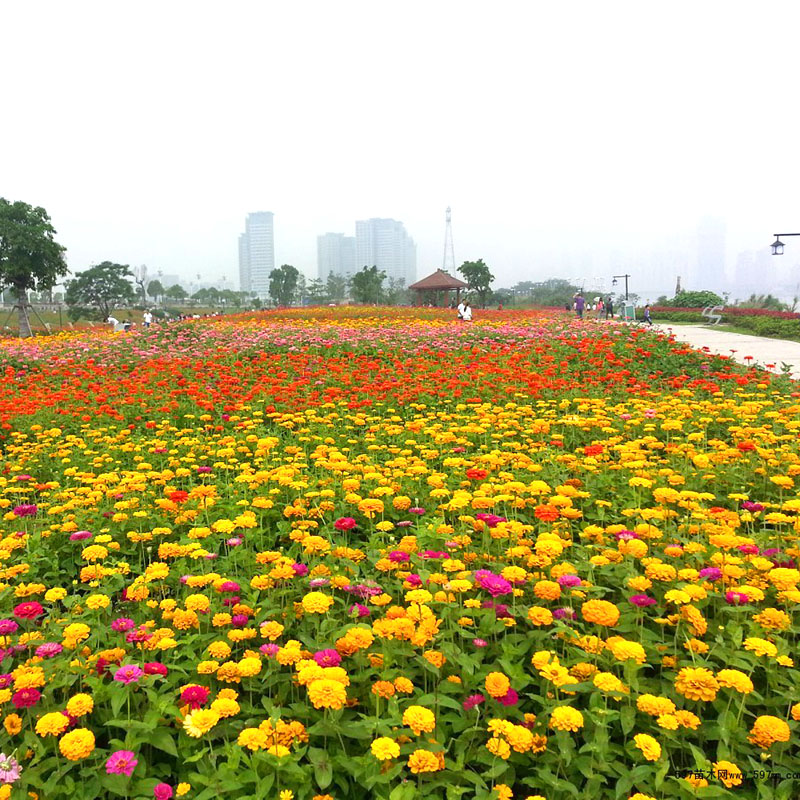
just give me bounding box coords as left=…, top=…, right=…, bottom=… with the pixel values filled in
left=3, top=1, right=799, bottom=291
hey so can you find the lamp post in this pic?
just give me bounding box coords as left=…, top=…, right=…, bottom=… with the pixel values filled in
left=771, top=234, right=800, bottom=255
left=612, top=274, right=630, bottom=300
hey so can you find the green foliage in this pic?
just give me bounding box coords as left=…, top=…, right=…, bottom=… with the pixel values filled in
left=734, top=293, right=789, bottom=311
left=0, top=198, right=68, bottom=336
left=269, top=264, right=300, bottom=307
left=511, top=278, right=581, bottom=307
left=457, top=259, right=494, bottom=308
left=65, top=261, right=135, bottom=320
left=164, top=284, right=188, bottom=301
left=351, top=265, right=386, bottom=304
left=147, top=279, right=164, bottom=303
left=662, top=290, right=724, bottom=308
left=326, top=273, right=348, bottom=303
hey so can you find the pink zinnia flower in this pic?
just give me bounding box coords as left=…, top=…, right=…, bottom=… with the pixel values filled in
left=0, top=620, right=19, bottom=635
left=12, top=688, right=40, bottom=708
left=260, top=643, right=280, bottom=657
left=726, top=590, right=749, bottom=605
left=349, top=603, right=371, bottom=617
left=0, top=753, right=21, bottom=783
left=69, top=531, right=92, bottom=541
left=106, top=750, right=138, bottom=776
left=498, top=688, right=519, bottom=706
left=144, top=662, right=168, bottom=676
left=12, top=504, right=37, bottom=517
left=333, top=517, right=357, bottom=531
left=219, top=581, right=240, bottom=593
left=180, top=685, right=209, bottom=709
left=35, top=642, right=63, bottom=659
left=463, top=693, right=485, bottom=711
left=154, top=783, right=174, bottom=800
left=111, top=617, right=136, bottom=632
left=629, top=594, right=657, bottom=607
left=13, top=602, right=43, bottom=620
left=472, top=638, right=488, bottom=648
left=113, top=665, right=144, bottom=685
left=313, top=649, right=341, bottom=667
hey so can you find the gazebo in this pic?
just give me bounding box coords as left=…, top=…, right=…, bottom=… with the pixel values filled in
left=409, top=269, right=468, bottom=307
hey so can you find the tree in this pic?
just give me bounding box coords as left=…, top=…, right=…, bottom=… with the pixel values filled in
left=385, top=277, right=410, bottom=306
left=458, top=259, right=494, bottom=308
left=0, top=198, right=68, bottom=336
left=662, top=290, right=724, bottom=308
left=132, top=264, right=149, bottom=305
left=147, top=279, right=164, bottom=305
left=351, top=265, right=386, bottom=304
left=307, top=278, right=327, bottom=305
left=165, top=284, right=188, bottom=303
left=512, top=278, right=580, bottom=307
left=65, top=262, right=136, bottom=321
left=326, top=273, right=348, bottom=304
left=268, top=264, right=299, bottom=307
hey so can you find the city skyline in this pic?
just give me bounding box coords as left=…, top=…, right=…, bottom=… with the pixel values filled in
left=4, top=2, right=800, bottom=304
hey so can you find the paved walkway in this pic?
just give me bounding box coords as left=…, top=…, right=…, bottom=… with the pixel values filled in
left=652, top=324, right=800, bottom=378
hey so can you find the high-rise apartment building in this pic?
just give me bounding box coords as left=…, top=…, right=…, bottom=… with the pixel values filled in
left=694, top=217, right=727, bottom=292
left=355, top=218, right=416, bottom=285
left=317, top=233, right=356, bottom=282
left=238, top=212, right=274, bottom=298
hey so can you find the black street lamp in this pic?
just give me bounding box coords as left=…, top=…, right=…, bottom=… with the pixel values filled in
left=771, top=234, right=800, bottom=255
left=612, top=273, right=630, bottom=300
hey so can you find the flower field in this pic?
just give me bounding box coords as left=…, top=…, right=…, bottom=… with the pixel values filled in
left=2, top=307, right=800, bottom=800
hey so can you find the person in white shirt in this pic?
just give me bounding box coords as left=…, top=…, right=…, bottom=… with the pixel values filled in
left=457, top=300, right=466, bottom=320
left=106, top=316, right=124, bottom=332
left=143, top=310, right=153, bottom=328
left=462, top=301, right=473, bottom=321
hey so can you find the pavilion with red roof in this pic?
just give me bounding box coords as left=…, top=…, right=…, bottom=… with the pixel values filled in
left=408, top=269, right=468, bottom=307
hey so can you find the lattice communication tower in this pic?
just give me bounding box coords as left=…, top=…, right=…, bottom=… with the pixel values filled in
left=442, top=206, right=456, bottom=273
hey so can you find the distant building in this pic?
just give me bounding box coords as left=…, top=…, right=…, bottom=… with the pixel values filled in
left=695, top=217, right=727, bottom=292
left=239, top=212, right=275, bottom=298
left=317, top=233, right=356, bottom=282
left=355, top=218, right=416, bottom=286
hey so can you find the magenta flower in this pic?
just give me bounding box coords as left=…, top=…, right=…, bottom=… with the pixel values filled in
left=629, top=594, right=657, bottom=607
left=463, top=693, right=485, bottom=711
left=408, top=507, right=426, bottom=515
left=69, top=530, right=92, bottom=541
left=498, top=688, right=519, bottom=706
left=349, top=603, right=371, bottom=617
left=553, top=607, right=576, bottom=620
left=106, top=750, right=138, bottom=776
left=698, top=567, right=722, bottom=582
left=12, top=504, right=37, bottom=517
left=180, top=685, right=209, bottom=709
left=144, top=662, right=168, bottom=676
left=291, top=563, right=309, bottom=577
left=219, top=581, right=240, bottom=593
left=474, top=570, right=512, bottom=597
left=111, top=617, right=136, bottom=632
left=725, top=590, right=749, bottom=605
left=11, top=688, right=40, bottom=709
left=154, top=783, right=174, bottom=800
left=35, top=642, right=63, bottom=659
left=333, top=517, right=357, bottom=531
left=113, top=665, right=144, bottom=685
left=388, top=550, right=410, bottom=562
left=557, top=574, right=582, bottom=588
left=313, top=649, right=342, bottom=667
left=260, top=643, right=280, bottom=657
left=0, top=620, right=19, bottom=635
left=472, top=638, right=488, bottom=648
left=13, top=602, right=44, bottom=620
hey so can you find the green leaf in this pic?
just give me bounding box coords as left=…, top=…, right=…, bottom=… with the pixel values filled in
left=620, top=704, right=635, bottom=734
left=389, top=783, right=417, bottom=800
left=149, top=727, right=178, bottom=756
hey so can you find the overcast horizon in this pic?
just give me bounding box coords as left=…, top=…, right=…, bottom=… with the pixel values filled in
left=3, top=1, right=800, bottom=301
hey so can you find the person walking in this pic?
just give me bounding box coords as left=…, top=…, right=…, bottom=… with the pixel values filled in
left=143, top=310, right=153, bottom=329
left=574, top=293, right=585, bottom=320
left=643, top=304, right=653, bottom=326
left=605, top=297, right=614, bottom=319
left=596, top=298, right=604, bottom=319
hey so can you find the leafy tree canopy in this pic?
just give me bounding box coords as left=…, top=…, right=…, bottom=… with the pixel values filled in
left=458, top=259, right=494, bottom=307
left=269, top=264, right=300, bottom=307
left=0, top=198, right=68, bottom=336
left=661, top=290, right=724, bottom=308
left=350, top=265, right=386, bottom=305
left=147, top=279, right=164, bottom=303
left=64, top=262, right=135, bottom=321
